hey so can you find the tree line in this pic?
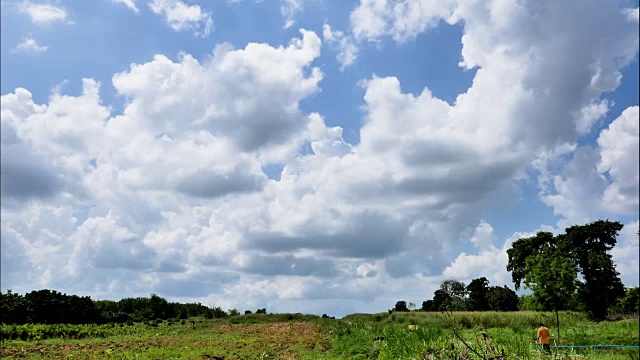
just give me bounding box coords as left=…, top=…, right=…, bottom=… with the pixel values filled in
left=393, top=278, right=637, bottom=314
left=393, top=277, right=519, bottom=313
left=0, top=290, right=252, bottom=325
left=393, top=220, right=639, bottom=320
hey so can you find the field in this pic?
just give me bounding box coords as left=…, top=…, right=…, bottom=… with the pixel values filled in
left=1, top=312, right=638, bottom=359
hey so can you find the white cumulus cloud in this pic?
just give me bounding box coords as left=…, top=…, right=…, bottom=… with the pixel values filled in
left=597, top=106, right=640, bottom=215
left=18, top=1, right=69, bottom=25
left=322, top=24, right=358, bottom=70
left=148, top=0, right=213, bottom=37
left=281, top=0, right=302, bottom=29
left=12, top=36, right=48, bottom=53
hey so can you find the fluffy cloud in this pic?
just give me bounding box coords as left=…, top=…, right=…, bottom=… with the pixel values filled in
left=539, top=106, right=639, bottom=225
left=281, top=0, right=302, bottom=29
left=148, top=0, right=213, bottom=37
left=350, top=0, right=455, bottom=42
left=597, top=106, right=639, bottom=215
left=18, top=1, right=69, bottom=25
left=611, top=220, right=640, bottom=287
left=11, top=36, right=48, bottom=54
left=322, top=24, right=358, bottom=70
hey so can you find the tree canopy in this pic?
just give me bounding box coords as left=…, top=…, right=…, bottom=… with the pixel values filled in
left=507, top=220, right=626, bottom=320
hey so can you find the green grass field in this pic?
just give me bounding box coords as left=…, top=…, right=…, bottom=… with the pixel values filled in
left=1, top=312, right=638, bottom=359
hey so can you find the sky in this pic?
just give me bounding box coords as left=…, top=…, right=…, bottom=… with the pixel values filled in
left=1, top=0, right=639, bottom=318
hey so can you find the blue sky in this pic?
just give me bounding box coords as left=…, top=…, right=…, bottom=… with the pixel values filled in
left=1, top=0, right=639, bottom=317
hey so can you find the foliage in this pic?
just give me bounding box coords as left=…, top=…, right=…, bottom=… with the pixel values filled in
left=518, top=294, right=541, bottom=311
left=440, top=279, right=468, bottom=311
left=563, top=220, right=626, bottom=320
left=486, top=286, right=519, bottom=311
left=466, top=277, right=490, bottom=311
left=523, top=252, right=578, bottom=312
left=422, top=279, right=517, bottom=312
left=393, top=301, right=409, bottom=312
left=0, top=290, right=29, bottom=324
left=0, top=290, right=228, bottom=325
left=523, top=251, right=578, bottom=340
left=507, top=220, right=626, bottom=321
left=611, top=286, right=640, bottom=316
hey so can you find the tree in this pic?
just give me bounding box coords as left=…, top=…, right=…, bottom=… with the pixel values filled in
left=0, top=290, right=29, bottom=324
left=431, top=290, right=452, bottom=311
left=507, top=220, right=626, bottom=321
left=148, top=293, right=174, bottom=320
left=523, top=251, right=577, bottom=342
left=421, top=300, right=434, bottom=311
left=394, top=301, right=409, bottom=312
left=612, top=286, right=639, bottom=315
left=561, top=221, right=625, bottom=320
left=25, top=289, right=66, bottom=324
left=507, top=232, right=555, bottom=289
left=440, top=279, right=467, bottom=299
left=486, top=286, right=519, bottom=311
left=466, top=277, right=490, bottom=311
left=439, top=279, right=467, bottom=311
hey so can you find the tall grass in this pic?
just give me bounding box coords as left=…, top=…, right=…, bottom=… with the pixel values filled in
left=331, top=311, right=639, bottom=359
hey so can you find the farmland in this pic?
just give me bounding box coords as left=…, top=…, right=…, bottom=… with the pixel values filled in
left=1, top=311, right=638, bottom=359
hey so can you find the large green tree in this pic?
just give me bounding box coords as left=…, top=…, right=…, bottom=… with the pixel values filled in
left=439, top=279, right=467, bottom=311
left=561, top=221, right=625, bottom=320
left=507, top=220, right=625, bottom=321
left=466, top=277, right=490, bottom=311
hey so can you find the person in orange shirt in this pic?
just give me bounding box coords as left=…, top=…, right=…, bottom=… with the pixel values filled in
left=537, top=323, right=551, bottom=354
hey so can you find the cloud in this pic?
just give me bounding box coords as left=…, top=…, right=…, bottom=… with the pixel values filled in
left=1, top=88, right=63, bottom=204
left=322, top=24, right=358, bottom=70
left=148, top=0, right=213, bottom=37
left=624, top=7, right=639, bottom=22
left=597, top=106, right=639, bottom=215
left=611, top=220, right=640, bottom=287
left=111, top=0, right=139, bottom=13
left=281, top=0, right=302, bottom=29
left=538, top=106, right=639, bottom=224
left=350, top=0, right=455, bottom=42
left=18, top=1, right=68, bottom=25
left=11, top=36, right=48, bottom=53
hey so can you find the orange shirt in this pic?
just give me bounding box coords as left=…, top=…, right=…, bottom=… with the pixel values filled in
left=537, top=326, right=550, bottom=344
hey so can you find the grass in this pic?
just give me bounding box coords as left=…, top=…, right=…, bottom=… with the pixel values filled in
left=1, top=312, right=637, bottom=359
